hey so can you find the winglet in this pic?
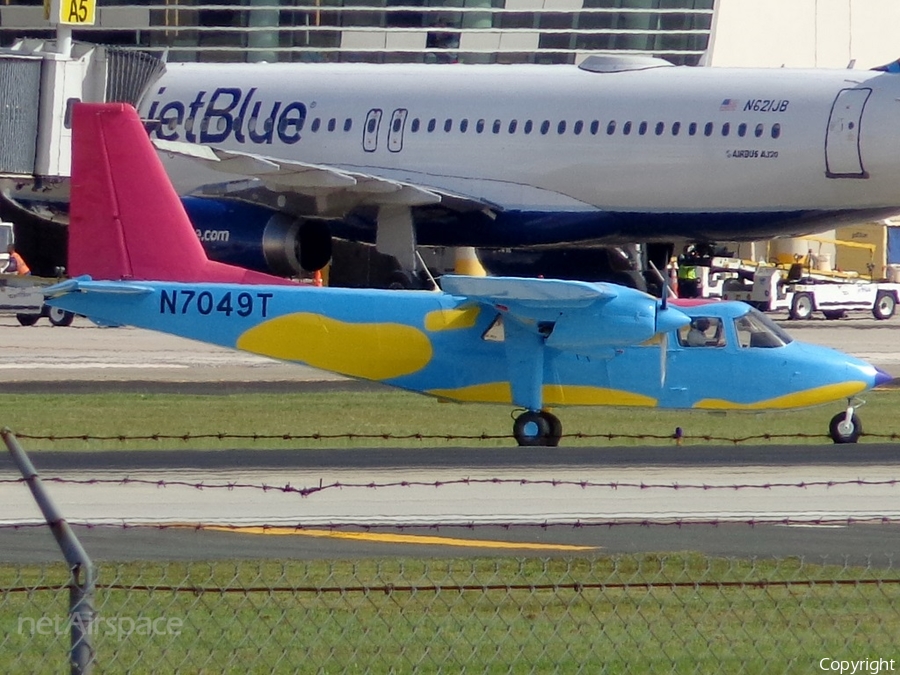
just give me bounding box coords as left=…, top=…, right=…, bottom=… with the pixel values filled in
left=69, top=103, right=293, bottom=285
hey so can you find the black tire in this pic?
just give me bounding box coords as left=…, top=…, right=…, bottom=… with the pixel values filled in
left=822, top=310, right=846, bottom=320
left=513, top=411, right=552, bottom=447
left=873, top=291, right=896, bottom=320
left=15, top=313, right=40, bottom=327
left=829, top=412, right=862, bottom=444
left=789, top=293, right=813, bottom=320
left=542, top=412, right=563, bottom=447
left=386, top=271, right=414, bottom=290
left=46, top=306, right=75, bottom=327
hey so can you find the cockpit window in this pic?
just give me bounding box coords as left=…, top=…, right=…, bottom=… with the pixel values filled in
left=678, top=317, right=725, bottom=348
left=734, top=308, right=793, bottom=348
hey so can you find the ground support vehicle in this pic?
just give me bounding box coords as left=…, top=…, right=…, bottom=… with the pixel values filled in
left=0, top=274, right=75, bottom=326
left=717, top=260, right=900, bottom=320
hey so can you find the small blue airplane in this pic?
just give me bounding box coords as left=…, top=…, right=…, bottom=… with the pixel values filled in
left=46, top=103, right=891, bottom=446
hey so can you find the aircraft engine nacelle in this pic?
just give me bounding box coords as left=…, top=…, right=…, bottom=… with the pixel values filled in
left=182, top=197, right=332, bottom=276
left=546, top=295, right=679, bottom=351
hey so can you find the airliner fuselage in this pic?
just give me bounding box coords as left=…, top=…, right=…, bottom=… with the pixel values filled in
left=140, top=57, right=900, bottom=247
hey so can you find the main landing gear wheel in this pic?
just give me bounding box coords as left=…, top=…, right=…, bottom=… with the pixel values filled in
left=829, top=412, right=862, bottom=444
left=47, top=307, right=75, bottom=327
left=513, top=411, right=562, bottom=447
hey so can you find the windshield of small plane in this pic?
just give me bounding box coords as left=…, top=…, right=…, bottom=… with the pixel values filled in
left=733, top=307, right=793, bottom=348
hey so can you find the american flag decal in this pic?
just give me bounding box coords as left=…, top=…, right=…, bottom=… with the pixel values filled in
left=720, top=98, right=738, bottom=111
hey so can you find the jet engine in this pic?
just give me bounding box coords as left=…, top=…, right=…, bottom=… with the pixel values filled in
left=182, top=197, right=332, bottom=276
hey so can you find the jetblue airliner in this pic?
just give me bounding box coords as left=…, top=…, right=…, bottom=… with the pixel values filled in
left=127, top=55, right=900, bottom=275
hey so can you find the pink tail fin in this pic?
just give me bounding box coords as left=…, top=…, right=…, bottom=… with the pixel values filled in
left=69, top=103, right=292, bottom=285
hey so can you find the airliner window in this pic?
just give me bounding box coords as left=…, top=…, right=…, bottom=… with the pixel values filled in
left=755, top=123, right=764, bottom=138
left=365, top=118, right=376, bottom=134
left=427, top=119, right=436, bottom=132
left=557, top=120, right=567, bottom=134
left=393, top=118, right=403, bottom=133
left=607, top=121, right=616, bottom=135
left=444, top=119, right=452, bottom=132
left=721, top=122, right=730, bottom=136
left=344, top=118, right=352, bottom=132
left=737, top=122, right=747, bottom=137
left=460, top=119, right=469, bottom=133
left=328, top=118, right=336, bottom=132
left=492, top=119, right=501, bottom=134
left=541, top=120, right=551, bottom=135
left=312, top=118, right=322, bottom=132
left=734, top=308, right=792, bottom=348
left=524, top=120, right=534, bottom=134
left=771, top=123, right=782, bottom=139
left=590, top=120, right=600, bottom=135
left=689, top=122, right=698, bottom=136
left=672, top=121, right=681, bottom=136
left=638, top=121, right=648, bottom=135
left=508, top=120, right=517, bottom=134
left=622, top=121, right=632, bottom=136
left=655, top=122, right=665, bottom=135
left=476, top=119, right=485, bottom=133
left=573, top=120, right=584, bottom=135
left=704, top=122, right=713, bottom=136
left=410, top=118, right=420, bottom=132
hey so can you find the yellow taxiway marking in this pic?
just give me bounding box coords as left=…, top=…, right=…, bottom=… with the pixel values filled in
left=200, top=525, right=597, bottom=551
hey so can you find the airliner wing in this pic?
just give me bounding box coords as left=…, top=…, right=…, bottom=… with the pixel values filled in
left=154, top=139, right=466, bottom=208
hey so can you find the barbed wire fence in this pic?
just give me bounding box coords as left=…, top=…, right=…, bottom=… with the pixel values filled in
left=3, top=430, right=900, bottom=672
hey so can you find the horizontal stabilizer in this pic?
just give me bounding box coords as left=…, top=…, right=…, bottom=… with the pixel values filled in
left=44, top=277, right=154, bottom=298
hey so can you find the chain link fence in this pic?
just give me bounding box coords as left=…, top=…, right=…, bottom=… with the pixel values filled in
left=3, top=555, right=900, bottom=673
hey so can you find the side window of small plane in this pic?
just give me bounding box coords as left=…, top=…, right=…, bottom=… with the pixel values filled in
left=678, top=317, right=725, bottom=348
left=476, top=119, right=485, bottom=133
left=328, top=118, right=336, bottom=132
left=622, top=121, right=632, bottom=136
left=721, top=122, right=730, bottom=136
left=427, top=118, right=436, bottom=132
left=737, top=122, right=747, bottom=137
left=493, top=119, right=502, bottom=134
left=444, top=118, right=453, bottom=132
left=557, top=120, right=567, bottom=134
left=573, top=120, right=584, bottom=135
left=655, top=121, right=665, bottom=135
left=460, top=119, right=469, bottom=133
left=410, top=118, right=420, bottom=133
left=755, top=123, right=764, bottom=138
left=524, top=120, right=534, bottom=134
left=606, top=120, right=616, bottom=135
left=638, top=121, right=648, bottom=135
left=771, top=123, right=782, bottom=139
left=344, top=118, right=352, bottom=132
left=590, top=120, right=600, bottom=135
left=704, top=122, right=714, bottom=137
left=508, top=119, right=517, bottom=134
left=688, top=122, right=698, bottom=136
left=671, top=121, right=681, bottom=136
left=541, top=120, right=551, bottom=135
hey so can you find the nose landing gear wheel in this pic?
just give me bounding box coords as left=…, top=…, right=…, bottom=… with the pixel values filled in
left=513, top=411, right=562, bottom=447
left=829, top=412, right=862, bottom=444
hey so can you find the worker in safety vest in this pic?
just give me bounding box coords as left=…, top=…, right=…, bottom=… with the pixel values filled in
left=4, top=244, right=31, bottom=275
left=676, top=245, right=699, bottom=298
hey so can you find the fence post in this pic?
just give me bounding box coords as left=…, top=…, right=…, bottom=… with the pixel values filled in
left=3, top=427, right=95, bottom=674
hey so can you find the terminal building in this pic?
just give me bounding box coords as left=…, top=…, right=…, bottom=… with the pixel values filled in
left=0, top=0, right=897, bottom=69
